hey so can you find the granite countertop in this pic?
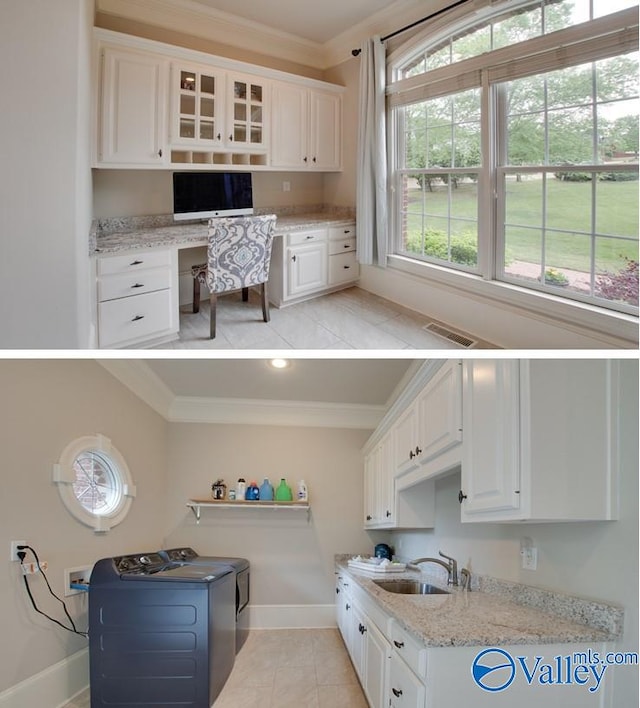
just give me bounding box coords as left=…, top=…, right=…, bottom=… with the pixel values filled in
left=336, top=559, right=623, bottom=648
left=93, top=210, right=355, bottom=255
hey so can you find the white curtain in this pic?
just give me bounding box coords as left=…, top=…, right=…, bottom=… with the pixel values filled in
left=356, top=36, right=388, bottom=267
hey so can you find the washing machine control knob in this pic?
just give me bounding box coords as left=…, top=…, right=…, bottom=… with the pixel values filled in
left=139, top=555, right=151, bottom=565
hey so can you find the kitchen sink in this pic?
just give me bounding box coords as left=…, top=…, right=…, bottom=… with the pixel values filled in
left=374, top=579, right=450, bottom=595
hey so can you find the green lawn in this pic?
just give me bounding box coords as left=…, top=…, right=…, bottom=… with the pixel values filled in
left=405, top=177, right=638, bottom=272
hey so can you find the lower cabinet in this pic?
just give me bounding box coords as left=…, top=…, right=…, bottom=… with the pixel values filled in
left=269, top=222, right=358, bottom=306
left=97, top=248, right=179, bottom=348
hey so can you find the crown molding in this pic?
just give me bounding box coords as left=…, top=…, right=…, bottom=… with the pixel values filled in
left=96, top=0, right=327, bottom=69
left=169, top=396, right=385, bottom=429
left=97, top=359, right=175, bottom=418
left=98, top=360, right=385, bottom=429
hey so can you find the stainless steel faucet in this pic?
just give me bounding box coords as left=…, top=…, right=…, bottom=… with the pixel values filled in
left=410, top=550, right=458, bottom=586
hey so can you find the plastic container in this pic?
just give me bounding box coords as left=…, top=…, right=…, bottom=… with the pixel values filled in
left=259, top=478, right=274, bottom=501
left=275, top=478, right=293, bottom=501
left=246, top=481, right=260, bottom=500
left=236, top=478, right=247, bottom=500
left=297, top=480, right=308, bottom=502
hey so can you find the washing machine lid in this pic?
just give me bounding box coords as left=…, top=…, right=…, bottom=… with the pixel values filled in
left=114, top=553, right=231, bottom=582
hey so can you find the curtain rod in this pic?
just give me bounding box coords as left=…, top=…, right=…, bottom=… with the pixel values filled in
left=351, top=0, right=472, bottom=56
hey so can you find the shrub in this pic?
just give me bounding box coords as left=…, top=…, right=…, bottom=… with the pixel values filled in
left=404, top=229, right=478, bottom=266
left=596, top=258, right=639, bottom=306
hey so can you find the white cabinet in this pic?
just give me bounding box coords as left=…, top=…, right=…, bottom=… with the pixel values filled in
left=328, top=224, right=358, bottom=286
left=286, top=230, right=328, bottom=299
left=271, top=82, right=342, bottom=170
left=270, top=222, right=357, bottom=307
left=460, top=359, right=620, bottom=522
left=364, top=620, right=391, bottom=708
left=97, top=47, right=167, bottom=167
left=170, top=62, right=225, bottom=148
left=226, top=74, right=269, bottom=151
left=394, top=361, right=463, bottom=489
left=97, top=249, right=178, bottom=348
left=389, top=651, right=426, bottom=708
left=364, top=433, right=394, bottom=528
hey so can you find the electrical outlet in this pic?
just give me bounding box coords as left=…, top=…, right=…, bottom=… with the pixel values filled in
left=521, top=546, right=538, bottom=571
left=282, top=181, right=291, bottom=192
left=65, top=566, right=92, bottom=596
left=10, top=540, right=26, bottom=562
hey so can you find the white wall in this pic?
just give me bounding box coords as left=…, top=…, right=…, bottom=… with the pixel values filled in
left=0, top=361, right=168, bottom=695
left=390, top=360, right=638, bottom=705
left=0, top=0, right=94, bottom=349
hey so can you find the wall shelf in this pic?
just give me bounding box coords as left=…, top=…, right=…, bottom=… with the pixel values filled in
left=187, top=499, right=310, bottom=523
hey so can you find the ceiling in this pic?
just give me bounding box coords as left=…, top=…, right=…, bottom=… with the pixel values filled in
left=185, top=0, right=397, bottom=44
left=145, top=358, right=416, bottom=405
left=99, top=358, right=422, bottom=429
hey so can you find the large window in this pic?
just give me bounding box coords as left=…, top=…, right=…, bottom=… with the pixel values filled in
left=390, top=0, right=638, bottom=315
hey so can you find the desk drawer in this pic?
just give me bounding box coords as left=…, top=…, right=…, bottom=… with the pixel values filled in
left=99, top=289, right=173, bottom=348
left=329, top=237, right=356, bottom=255
left=98, top=267, right=172, bottom=302
left=329, top=251, right=358, bottom=285
left=288, top=229, right=327, bottom=246
left=329, top=224, right=356, bottom=240
left=98, top=250, right=172, bottom=276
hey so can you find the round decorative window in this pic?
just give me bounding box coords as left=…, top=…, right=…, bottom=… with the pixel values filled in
left=53, top=435, right=136, bottom=532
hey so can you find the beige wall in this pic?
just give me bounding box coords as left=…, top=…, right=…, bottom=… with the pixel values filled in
left=163, top=422, right=373, bottom=607
left=93, top=170, right=326, bottom=218
left=0, top=361, right=168, bottom=693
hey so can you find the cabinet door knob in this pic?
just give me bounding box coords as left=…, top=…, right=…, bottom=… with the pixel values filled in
left=303, top=156, right=308, bottom=163
left=229, top=134, right=233, bottom=141
left=158, top=149, right=163, bottom=158
left=458, top=490, right=468, bottom=504
left=415, top=446, right=422, bottom=455
left=291, top=254, right=297, bottom=262
left=217, top=133, right=221, bottom=140
left=366, top=514, right=372, bottom=521
left=312, top=156, right=316, bottom=163
left=393, top=640, right=404, bottom=649
left=392, top=688, right=403, bottom=697
left=386, top=510, right=392, bottom=517
left=345, top=603, right=350, bottom=611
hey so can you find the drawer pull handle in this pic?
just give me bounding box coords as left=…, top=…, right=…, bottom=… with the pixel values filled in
left=392, top=688, right=403, bottom=698
left=344, top=229, right=351, bottom=234
left=344, top=244, right=350, bottom=248
left=305, top=235, right=314, bottom=240
left=131, top=315, right=145, bottom=322
left=130, top=260, right=144, bottom=266
left=343, top=266, right=351, bottom=270
left=131, top=283, right=145, bottom=289
left=394, top=640, right=404, bottom=649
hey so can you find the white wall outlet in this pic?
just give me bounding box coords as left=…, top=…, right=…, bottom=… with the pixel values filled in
left=10, top=540, right=26, bottom=562
left=521, top=546, right=538, bottom=571
left=65, top=565, right=92, bottom=596
left=282, top=181, right=291, bottom=192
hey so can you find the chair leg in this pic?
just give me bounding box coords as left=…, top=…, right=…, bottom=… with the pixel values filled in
left=261, top=282, right=270, bottom=323
left=193, top=278, right=200, bottom=313
left=242, top=286, right=249, bottom=302
left=209, top=293, right=217, bottom=339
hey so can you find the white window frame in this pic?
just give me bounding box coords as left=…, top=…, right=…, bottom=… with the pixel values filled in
left=53, top=434, right=136, bottom=533
left=386, top=1, right=639, bottom=335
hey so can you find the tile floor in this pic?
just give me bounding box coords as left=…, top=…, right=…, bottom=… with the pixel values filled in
left=62, top=628, right=366, bottom=708
left=154, top=286, right=496, bottom=349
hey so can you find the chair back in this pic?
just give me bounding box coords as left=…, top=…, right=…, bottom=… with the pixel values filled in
left=206, top=214, right=277, bottom=294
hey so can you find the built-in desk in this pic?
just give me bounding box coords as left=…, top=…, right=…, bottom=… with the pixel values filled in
left=93, top=213, right=357, bottom=348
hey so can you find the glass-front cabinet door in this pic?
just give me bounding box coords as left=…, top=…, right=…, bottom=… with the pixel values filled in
left=171, top=63, right=225, bottom=146
left=227, top=74, right=268, bottom=150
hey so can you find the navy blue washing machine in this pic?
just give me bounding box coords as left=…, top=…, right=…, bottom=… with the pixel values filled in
left=160, top=548, right=250, bottom=652
left=89, top=552, right=236, bottom=708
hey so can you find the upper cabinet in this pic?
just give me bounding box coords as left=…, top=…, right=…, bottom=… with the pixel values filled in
left=93, top=30, right=343, bottom=171
left=271, top=82, right=342, bottom=171
left=97, top=46, right=168, bottom=167
left=459, top=359, right=620, bottom=522
left=170, top=62, right=226, bottom=148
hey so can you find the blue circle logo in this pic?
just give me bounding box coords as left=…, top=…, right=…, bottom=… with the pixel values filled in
left=472, top=648, right=516, bottom=692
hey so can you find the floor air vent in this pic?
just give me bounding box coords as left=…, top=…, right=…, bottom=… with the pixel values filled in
left=422, top=323, right=477, bottom=348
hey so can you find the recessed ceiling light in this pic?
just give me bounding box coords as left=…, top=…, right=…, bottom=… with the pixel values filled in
left=270, top=358, right=290, bottom=369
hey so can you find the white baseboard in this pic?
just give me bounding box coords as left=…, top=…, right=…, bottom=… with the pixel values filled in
left=249, top=604, right=337, bottom=629
left=0, top=648, right=89, bottom=708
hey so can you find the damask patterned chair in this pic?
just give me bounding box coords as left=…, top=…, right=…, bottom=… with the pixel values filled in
left=191, top=214, right=277, bottom=339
